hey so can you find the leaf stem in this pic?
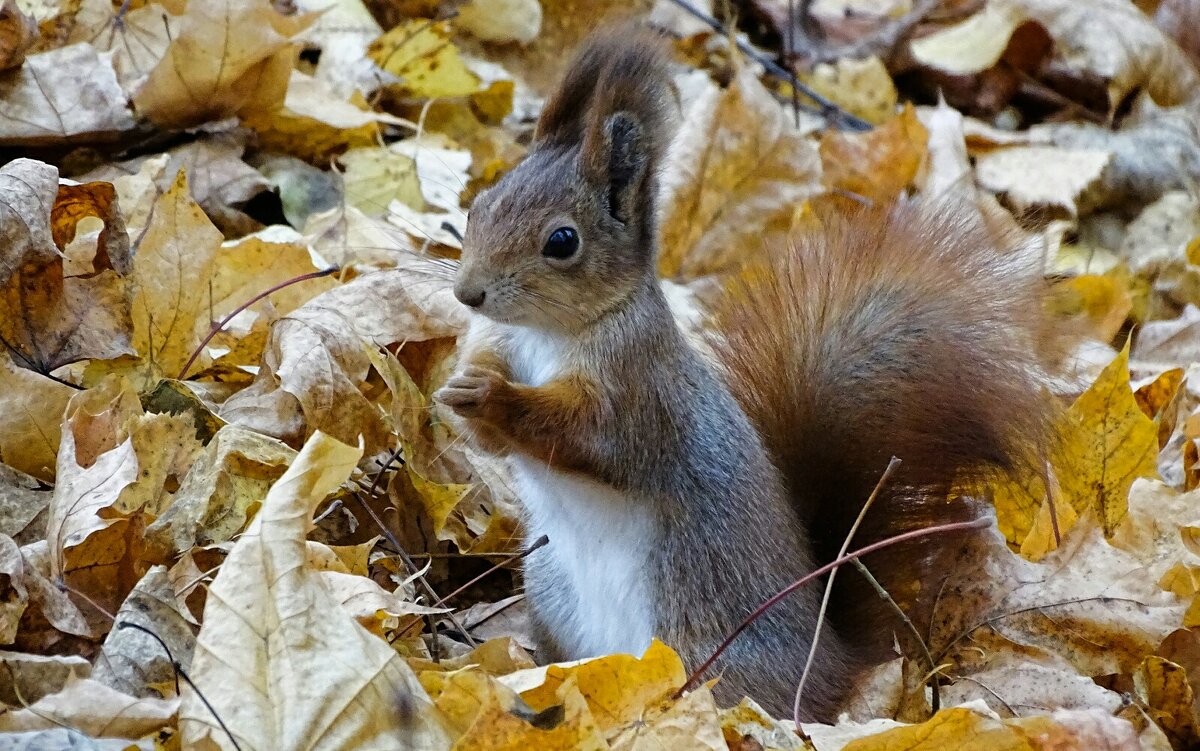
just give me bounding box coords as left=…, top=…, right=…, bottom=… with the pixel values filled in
left=177, top=265, right=340, bottom=380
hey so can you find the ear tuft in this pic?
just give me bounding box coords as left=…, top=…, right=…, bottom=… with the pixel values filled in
left=591, top=113, right=646, bottom=222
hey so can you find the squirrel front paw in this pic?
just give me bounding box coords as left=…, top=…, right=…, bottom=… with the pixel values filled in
left=434, top=365, right=509, bottom=421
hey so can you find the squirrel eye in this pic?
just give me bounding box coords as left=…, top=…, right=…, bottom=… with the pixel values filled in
left=542, top=226, right=579, bottom=260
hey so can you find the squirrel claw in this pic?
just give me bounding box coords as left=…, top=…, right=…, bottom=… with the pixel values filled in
left=434, top=366, right=507, bottom=417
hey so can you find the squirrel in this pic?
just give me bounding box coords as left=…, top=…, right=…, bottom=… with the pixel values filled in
left=433, top=28, right=1052, bottom=721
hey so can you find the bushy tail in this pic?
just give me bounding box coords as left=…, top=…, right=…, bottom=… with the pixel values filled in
left=710, top=199, right=1055, bottom=652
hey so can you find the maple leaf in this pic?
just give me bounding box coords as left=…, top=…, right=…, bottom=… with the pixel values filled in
left=0, top=159, right=134, bottom=373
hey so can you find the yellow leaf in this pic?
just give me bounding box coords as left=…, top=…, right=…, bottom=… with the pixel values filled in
left=797, top=56, right=897, bottom=126
left=1055, top=345, right=1159, bottom=535
left=657, top=69, right=822, bottom=280
left=131, top=170, right=222, bottom=379
left=406, top=464, right=472, bottom=539
left=339, top=147, right=425, bottom=217
left=0, top=353, right=72, bottom=481
left=506, top=639, right=687, bottom=738
left=820, top=104, right=927, bottom=205
left=370, top=20, right=480, bottom=99
left=1050, top=273, right=1132, bottom=344
left=132, top=0, right=311, bottom=128
left=841, top=707, right=1036, bottom=751
left=1134, top=656, right=1199, bottom=749
left=245, top=72, right=384, bottom=163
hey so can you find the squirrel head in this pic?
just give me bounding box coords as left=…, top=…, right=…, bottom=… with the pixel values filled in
left=455, top=28, right=675, bottom=332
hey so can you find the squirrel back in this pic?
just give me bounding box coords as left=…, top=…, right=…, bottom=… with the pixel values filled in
left=712, top=201, right=1052, bottom=649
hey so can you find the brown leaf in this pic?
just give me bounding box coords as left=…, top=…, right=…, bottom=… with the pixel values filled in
left=0, top=159, right=134, bottom=372
left=0, top=353, right=72, bottom=482
left=820, top=104, right=928, bottom=205
left=221, top=263, right=465, bottom=454
left=0, top=0, right=37, bottom=71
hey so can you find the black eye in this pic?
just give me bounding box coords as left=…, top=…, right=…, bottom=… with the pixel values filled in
left=542, top=227, right=579, bottom=260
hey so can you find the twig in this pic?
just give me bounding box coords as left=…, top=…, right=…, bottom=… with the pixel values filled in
left=675, top=516, right=992, bottom=698
left=851, top=558, right=944, bottom=712
left=431, top=535, right=549, bottom=609
left=663, top=0, right=871, bottom=131
left=794, top=457, right=901, bottom=723
left=348, top=488, right=478, bottom=655
left=118, top=622, right=243, bottom=751
left=178, top=265, right=340, bottom=380
left=395, top=535, right=549, bottom=641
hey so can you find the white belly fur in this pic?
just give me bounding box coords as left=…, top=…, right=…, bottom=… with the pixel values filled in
left=500, top=323, right=656, bottom=658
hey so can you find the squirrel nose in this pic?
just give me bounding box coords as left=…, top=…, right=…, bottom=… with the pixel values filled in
left=455, top=284, right=486, bottom=308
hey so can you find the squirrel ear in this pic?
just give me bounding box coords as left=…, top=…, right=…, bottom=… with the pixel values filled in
left=583, top=111, right=650, bottom=224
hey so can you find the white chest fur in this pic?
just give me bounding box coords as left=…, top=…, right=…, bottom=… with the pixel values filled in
left=498, top=323, right=657, bottom=658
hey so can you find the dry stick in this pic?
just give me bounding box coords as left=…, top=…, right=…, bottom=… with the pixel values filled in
left=850, top=558, right=944, bottom=713
left=348, top=488, right=478, bottom=652
left=118, top=622, right=244, bottom=751
left=663, top=0, right=872, bottom=132
left=177, top=265, right=341, bottom=380
left=793, top=457, right=900, bottom=724
left=676, top=516, right=992, bottom=698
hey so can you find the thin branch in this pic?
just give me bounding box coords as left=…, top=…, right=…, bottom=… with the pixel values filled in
left=348, top=488, right=478, bottom=654
left=676, top=516, right=992, bottom=698
left=178, top=265, right=340, bottom=380
left=794, top=456, right=901, bottom=723
left=118, top=622, right=243, bottom=751
left=663, top=0, right=872, bottom=131
left=851, top=558, right=944, bottom=712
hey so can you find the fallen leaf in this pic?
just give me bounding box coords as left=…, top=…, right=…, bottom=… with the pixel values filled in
left=0, top=673, right=176, bottom=736
left=0, top=353, right=72, bottom=481
left=974, top=145, right=1111, bottom=216
left=180, top=431, right=450, bottom=750
left=1012, top=0, right=1200, bottom=111
left=797, top=56, right=897, bottom=125
left=0, top=43, right=135, bottom=145
left=132, top=0, right=311, bottom=128
left=0, top=649, right=91, bottom=706
left=370, top=19, right=480, bottom=99
left=91, top=565, right=196, bottom=698
left=457, top=0, right=543, bottom=43
left=131, top=170, right=223, bottom=380
left=0, top=159, right=134, bottom=373
left=221, top=265, right=465, bottom=454
left=1134, top=655, right=1199, bottom=748
left=0, top=0, right=38, bottom=70
left=658, top=68, right=822, bottom=280
left=819, top=104, right=927, bottom=205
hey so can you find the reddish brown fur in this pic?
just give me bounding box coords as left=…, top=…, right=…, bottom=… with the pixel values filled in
left=712, top=201, right=1053, bottom=651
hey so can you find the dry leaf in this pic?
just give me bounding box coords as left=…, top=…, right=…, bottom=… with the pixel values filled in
left=370, top=20, right=480, bottom=99
left=0, top=353, right=72, bottom=481
left=820, top=104, right=928, bottom=205
left=221, top=265, right=465, bottom=454
left=1012, top=0, right=1200, bottom=110
left=974, top=146, right=1111, bottom=216
left=0, top=649, right=91, bottom=706
left=132, top=0, right=311, bottom=128
left=0, top=0, right=37, bottom=70
left=0, top=673, right=176, bottom=736
left=0, top=159, right=134, bottom=373
left=457, top=0, right=543, bottom=43
left=910, top=3, right=1030, bottom=74
left=0, top=43, right=135, bottom=144
left=180, top=431, right=450, bottom=750
left=131, top=170, right=223, bottom=379
left=658, top=68, right=822, bottom=280
left=797, top=56, right=897, bottom=125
